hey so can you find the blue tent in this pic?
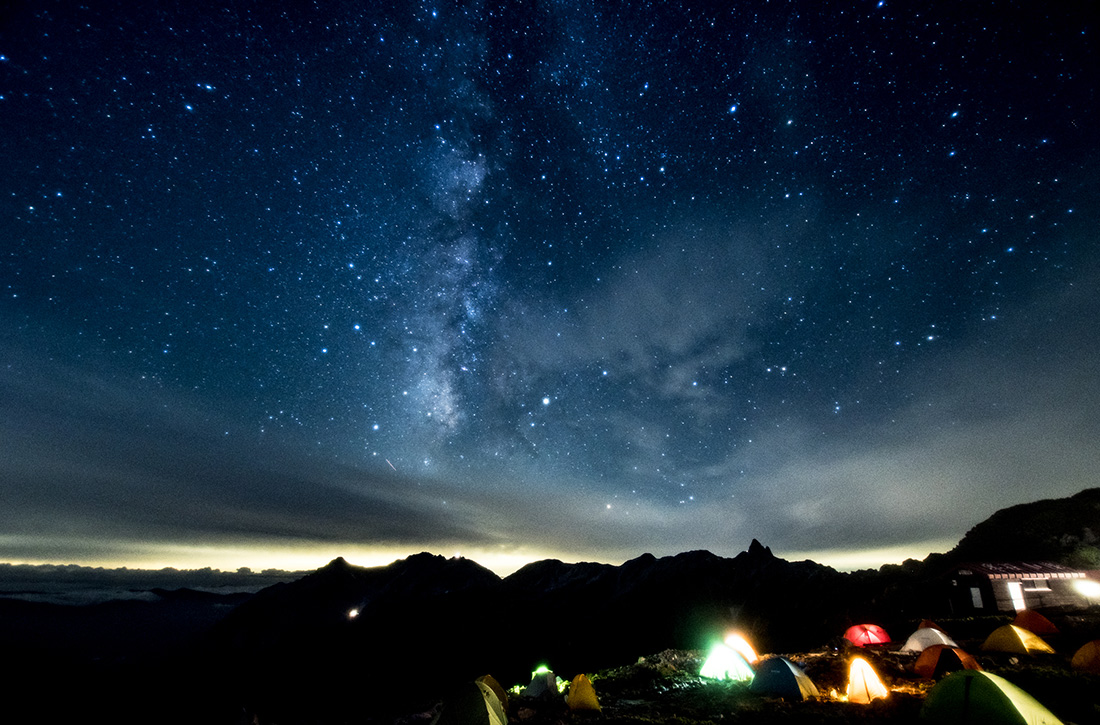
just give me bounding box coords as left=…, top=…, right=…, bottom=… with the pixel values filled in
left=749, top=656, right=819, bottom=701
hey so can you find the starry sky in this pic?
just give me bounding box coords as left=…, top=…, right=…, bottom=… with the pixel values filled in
left=2, top=1, right=1097, bottom=575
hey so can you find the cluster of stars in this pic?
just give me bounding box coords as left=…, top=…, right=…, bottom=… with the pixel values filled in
left=0, top=1, right=1094, bottom=564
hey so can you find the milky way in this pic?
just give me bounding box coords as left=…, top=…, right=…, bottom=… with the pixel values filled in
left=2, top=2, right=1097, bottom=572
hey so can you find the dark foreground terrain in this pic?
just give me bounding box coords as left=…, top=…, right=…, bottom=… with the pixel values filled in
left=497, top=637, right=1100, bottom=725
left=4, top=599, right=1098, bottom=724
left=3, top=489, right=1100, bottom=723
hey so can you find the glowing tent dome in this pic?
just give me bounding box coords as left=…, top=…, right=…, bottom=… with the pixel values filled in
left=844, top=623, right=891, bottom=647
left=920, top=670, right=1064, bottom=724
left=565, top=673, right=601, bottom=712
left=900, top=626, right=959, bottom=653
left=981, top=625, right=1055, bottom=655
left=846, top=658, right=889, bottom=704
left=724, top=632, right=760, bottom=664
left=700, top=642, right=754, bottom=682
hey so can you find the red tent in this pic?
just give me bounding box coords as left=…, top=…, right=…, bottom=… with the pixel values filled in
left=1012, top=609, right=1059, bottom=635
left=844, top=624, right=891, bottom=647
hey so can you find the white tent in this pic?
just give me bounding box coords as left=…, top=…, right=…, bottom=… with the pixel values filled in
left=899, top=626, right=958, bottom=653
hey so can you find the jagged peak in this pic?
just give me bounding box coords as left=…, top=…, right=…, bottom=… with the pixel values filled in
left=747, top=539, right=774, bottom=558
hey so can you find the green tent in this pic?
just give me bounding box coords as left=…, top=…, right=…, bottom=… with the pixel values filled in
left=920, top=670, right=1063, bottom=724
left=700, top=642, right=754, bottom=682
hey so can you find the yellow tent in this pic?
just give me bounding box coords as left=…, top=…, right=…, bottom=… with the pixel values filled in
left=476, top=674, right=508, bottom=712
left=980, top=624, right=1055, bottom=655
left=434, top=681, right=507, bottom=725
left=566, top=673, right=601, bottom=712
left=846, top=658, right=889, bottom=704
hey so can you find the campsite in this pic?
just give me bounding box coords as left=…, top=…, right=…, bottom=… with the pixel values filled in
left=2, top=490, right=1100, bottom=723
left=417, top=609, right=1099, bottom=725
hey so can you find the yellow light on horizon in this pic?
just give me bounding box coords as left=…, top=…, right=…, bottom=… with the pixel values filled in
left=0, top=537, right=580, bottom=577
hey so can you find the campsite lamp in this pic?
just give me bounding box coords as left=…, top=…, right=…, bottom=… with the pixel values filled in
left=1074, top=579, right=1100, bottom=603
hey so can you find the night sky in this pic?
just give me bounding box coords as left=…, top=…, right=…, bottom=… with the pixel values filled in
left=2, top=2, right=1097, bottom=574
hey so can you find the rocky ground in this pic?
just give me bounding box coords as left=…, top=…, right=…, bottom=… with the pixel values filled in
left=459, top=649, right=1096, bottom=725
left=400, top=616, right=1100, bottom=725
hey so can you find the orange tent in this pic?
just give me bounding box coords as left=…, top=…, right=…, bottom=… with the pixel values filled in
left=1012, top=609, right=1059, bottom=635
left=844, top=624, right=891, bottom=647
left=1071, top=640, right=1100, bottom=674
left=724, top=632, right=759, bottom=664
left=914, top=645, right=982, bottom=679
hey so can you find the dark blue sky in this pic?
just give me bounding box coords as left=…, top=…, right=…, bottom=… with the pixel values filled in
left=2, top=1, right=1097, bottom=573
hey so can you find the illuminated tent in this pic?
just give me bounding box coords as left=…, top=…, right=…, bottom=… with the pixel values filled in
left=844, top=623, right=891, bottom=647
left=724, top=632, right=760, bottom=664
left=980, top=625, right=1055, bottom=655
left=523, top=666, right=562, bottom=698
left=920, top=670, right=1064, bottom=724
left=846, top=658, right=889, bottom=704
left=433, top=680, right=507, bottom=725
left=1070, top=640, right=1100, bottom=674
left=565, top=673, right=601, bottom=712
left=700, top=642, right=755, bottom=681
left=1012, top=609, right=1059, bottom=635
left=749, top=656, right=819, bottom=701
left=900, top=626, right=959, bottom=653
left=914, top=645, right=983, bottom=679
